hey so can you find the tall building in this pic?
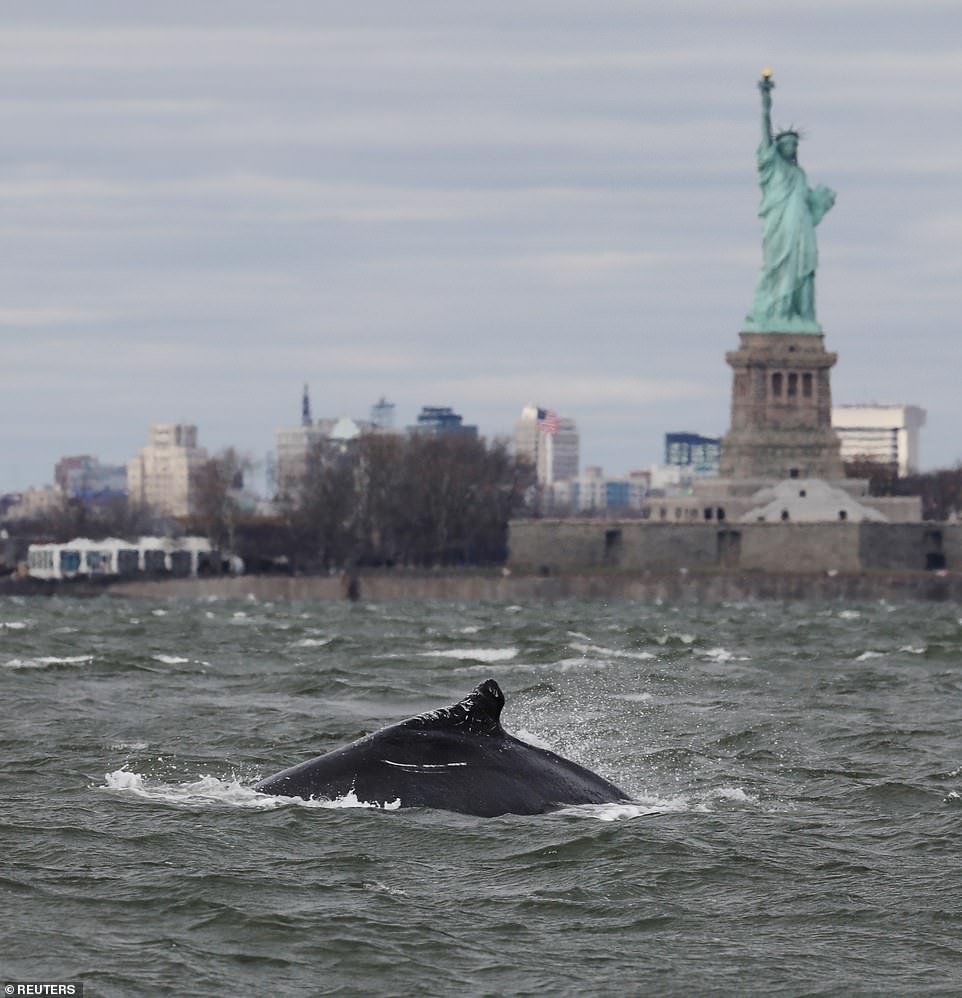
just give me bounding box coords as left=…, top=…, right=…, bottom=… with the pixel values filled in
left=513, top=405, right=540, bottom=467
left=408, top=406, right=477, bottom=437
left=540, top=417, right=579, bottom=484
left=831, top=405, right=926, bottom=476
left=55, top=455, right=126, bottom=501
left=370, top=396, right=396, bottom=431
left=127, top=424, right=208, bottom=516
left=513, top=405, right=579, bottom=485
left=665, top=433, right=721, bottom=472
left=54, top=455, right=95, bottom=492
left=275, top=424, right=327, bottom=498
left=275, top=386, right=380, bottom=499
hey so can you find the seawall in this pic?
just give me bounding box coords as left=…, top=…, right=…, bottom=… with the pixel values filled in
left=104, top=570, right=962, bottom=603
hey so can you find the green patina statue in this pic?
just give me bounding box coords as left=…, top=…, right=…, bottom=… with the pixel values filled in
left=744, top=70, right=836, bottom=334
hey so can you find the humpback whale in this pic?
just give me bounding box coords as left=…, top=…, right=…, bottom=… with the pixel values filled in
left=254, top=679, right=628, bottom=816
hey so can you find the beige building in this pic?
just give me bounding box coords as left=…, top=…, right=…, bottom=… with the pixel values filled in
left=4, top=486, right=62, bottom=521
left=513, top=405, right=579, bottom=486
left=127, top=424, right=209, bottom=517
left=275, top=424, right=328, bottom=499
left=275, top=416, right=371, bottom=499
left=831, top=404, right=926, bottom=476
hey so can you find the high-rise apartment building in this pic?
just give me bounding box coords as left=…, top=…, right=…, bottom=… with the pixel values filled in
left=408, top=406, right=477, bottom=437
left=275, top=424, right=328, bottom=498
left=831, top=405, right=926, bottom=477
left=665, top=432, right=721, bottom=472
left=55, top=455, right=126, bottom=500
left=513, top=405, right=579, bottom=486
left=127, top=424, right=208, bottom=516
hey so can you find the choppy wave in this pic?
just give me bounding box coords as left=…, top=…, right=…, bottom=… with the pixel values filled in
left=4, top=654, right=93, bottom=669
left=8, top=595, right=962, bottom=994
left=101, top=770, right=401, bottom=810
left=569, top=642, right=656, bottom=662
left=421, top=647, right=518, bottom=662
left=700, top=647, right=750, bottom=663
left=98, top=768, right=756, bottom=822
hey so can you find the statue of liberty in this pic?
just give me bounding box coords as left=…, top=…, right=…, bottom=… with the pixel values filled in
left=744, top=70, right=836, bottom=333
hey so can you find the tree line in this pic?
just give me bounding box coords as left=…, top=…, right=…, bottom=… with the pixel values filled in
left=279, top=433, right=535, bottom=571
left=4, top=435, right=535, bottom=573
left=844, top=459, right=962, bottom=521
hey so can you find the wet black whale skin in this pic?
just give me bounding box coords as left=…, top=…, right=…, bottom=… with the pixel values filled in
left=254, top=679, right=629, bottom=817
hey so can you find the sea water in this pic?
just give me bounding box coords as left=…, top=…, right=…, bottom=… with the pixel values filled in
left=2, top=595, right=961, bottom=995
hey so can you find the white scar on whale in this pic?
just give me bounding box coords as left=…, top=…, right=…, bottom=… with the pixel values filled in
left=381, top=760, right=469, bottom=770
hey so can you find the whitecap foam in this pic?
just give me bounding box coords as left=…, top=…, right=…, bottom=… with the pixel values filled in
left=292, top=637, right=333, bottom=648
left=151, top=609, right=168, bottom=617
left=101, top=770, right=401, bottom=811
left=554, top=802, right=664, bottom=821
left=555, top=657, right=597, bottom=671
left=855, top=650, right=884, bottom=661
left=616, top=692, right=654, bottom=703
left=4, top=654, right=93, bottom=670
left=152, top=654, right=190, bottom=665
left=458, top=625, right=481, bottom=634
left=422, top=647, right=518, bottom=663
left=0, top=621, right=29, bottom=630
left=705, top=786, right=759, bottom=805
left=655, top=633, right=695, bottom=645
left=838, top=610, right=862, bottom=620
left=555, top=791, right=690, bottom=821
left=569, top=642, right=656, bottom=662
left=701, top=647, right=750, bottom=663
left=898, top=645, right=926, bottom=655
left=364, top=881, right=408, bottom=897
left=108, top=741, right=149, bottom=751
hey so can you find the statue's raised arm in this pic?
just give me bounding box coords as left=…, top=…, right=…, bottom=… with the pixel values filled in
left=744, top=70, right=836, bottom=334
left=759, top=69, right=774, bottom=147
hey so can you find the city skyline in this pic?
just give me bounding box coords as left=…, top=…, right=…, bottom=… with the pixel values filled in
left=3, top=2, right=961, bottom=492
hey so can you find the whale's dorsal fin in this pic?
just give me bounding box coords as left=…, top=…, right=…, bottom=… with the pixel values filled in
left=404, top=679, right=506, bottom=736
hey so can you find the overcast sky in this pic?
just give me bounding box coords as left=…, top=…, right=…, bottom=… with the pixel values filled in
left=4, top=1, right=961, bottom=492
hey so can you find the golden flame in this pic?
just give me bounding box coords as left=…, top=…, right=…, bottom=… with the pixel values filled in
left=761, top=67, right=773, bottom=79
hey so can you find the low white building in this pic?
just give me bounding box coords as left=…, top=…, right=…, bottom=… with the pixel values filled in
left=831, top=404, right=926, bottom=477
left=27, top=535, right=215, bottom=580
left=739, top=479, right=887, bottom=523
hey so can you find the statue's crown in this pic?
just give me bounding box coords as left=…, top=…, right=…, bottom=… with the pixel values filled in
left=775, top=126, right=801, bottom=142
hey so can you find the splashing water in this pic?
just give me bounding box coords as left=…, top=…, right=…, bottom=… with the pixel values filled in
left=101, top=770, right=401, bottom=810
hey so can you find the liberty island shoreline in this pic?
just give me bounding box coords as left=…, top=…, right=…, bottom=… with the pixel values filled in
left=59, top=567, right=962, bottom=603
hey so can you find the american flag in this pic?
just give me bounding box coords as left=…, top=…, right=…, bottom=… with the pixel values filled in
left=537, top=407, right=560, bottom=434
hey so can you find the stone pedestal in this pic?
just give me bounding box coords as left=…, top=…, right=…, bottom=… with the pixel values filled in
left=719, top=331, right=844, bottom=480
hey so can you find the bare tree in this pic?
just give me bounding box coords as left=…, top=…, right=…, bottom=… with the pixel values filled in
left=191, top=448, right=251, bottom=553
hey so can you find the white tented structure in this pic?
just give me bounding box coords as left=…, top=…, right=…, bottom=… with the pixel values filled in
left=27, top=536, right=214, bottom=580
